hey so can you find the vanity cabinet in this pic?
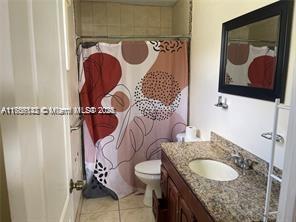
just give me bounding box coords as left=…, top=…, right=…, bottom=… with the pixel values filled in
left=168, top=178, right=179, bottom=222
left=160, top=165, right=168, bottom=198
left=152, top=150, right=215, bottom=222
left=178, top=196, right=195, bottom=222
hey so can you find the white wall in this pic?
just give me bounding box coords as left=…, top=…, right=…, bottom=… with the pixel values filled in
left=190, top=0, right=296, bottom=169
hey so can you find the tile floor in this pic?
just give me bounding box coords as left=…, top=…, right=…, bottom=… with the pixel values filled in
left=79, top=193, right=155, bottom=222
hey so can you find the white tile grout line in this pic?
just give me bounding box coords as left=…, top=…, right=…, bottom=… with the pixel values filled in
left=79, top=196, right=153, bottom=221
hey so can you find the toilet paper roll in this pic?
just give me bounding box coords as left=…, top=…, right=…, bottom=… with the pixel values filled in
left=185, top=126, right=197, bottom=139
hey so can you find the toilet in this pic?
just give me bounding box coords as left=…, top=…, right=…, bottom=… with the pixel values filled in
left=135, top=159, right=162, bottom=207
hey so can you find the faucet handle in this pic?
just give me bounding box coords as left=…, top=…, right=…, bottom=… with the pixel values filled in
left=230, top=151, right=242, bottom=158
left=227, top=151, right=242, bottom=164
left=227, top=151, right=240, bottom=160
left=244, top=159, right=258, bottom=169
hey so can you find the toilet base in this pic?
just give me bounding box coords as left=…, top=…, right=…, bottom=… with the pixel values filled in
left=134, top=160, right=162, bottom=207
left=143, top=184, right=161, bottom=207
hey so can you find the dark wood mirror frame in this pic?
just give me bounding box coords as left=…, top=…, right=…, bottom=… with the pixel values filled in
left=218, top=1, right=294, bottom=102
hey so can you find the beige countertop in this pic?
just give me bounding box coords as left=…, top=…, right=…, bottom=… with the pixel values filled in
left=161, top=137, right=280, bottom=222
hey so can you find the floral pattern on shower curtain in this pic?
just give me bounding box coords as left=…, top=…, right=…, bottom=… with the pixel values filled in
left=79, top=40, right=188, bottom=198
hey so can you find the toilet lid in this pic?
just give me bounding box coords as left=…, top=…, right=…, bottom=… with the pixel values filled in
left=135, top=160, right=161, bottom=175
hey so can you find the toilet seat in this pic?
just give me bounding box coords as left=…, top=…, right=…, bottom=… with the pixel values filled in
left=135, top=160, right=161, bottom=175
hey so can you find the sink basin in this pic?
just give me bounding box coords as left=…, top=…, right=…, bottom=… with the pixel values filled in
left=189, top=159, right=239, bottom=181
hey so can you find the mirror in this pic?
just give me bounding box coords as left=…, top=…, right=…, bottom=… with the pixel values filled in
left=219, top=1, right=293, bottom=101
left=226, top=16, right=279, bottom=88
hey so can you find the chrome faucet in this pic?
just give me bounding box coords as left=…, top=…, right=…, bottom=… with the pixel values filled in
left=229, top=151, right=257, bottom=175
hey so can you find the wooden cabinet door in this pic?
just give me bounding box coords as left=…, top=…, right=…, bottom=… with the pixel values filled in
left=168, top=178, right=179, bottom=222
left=178, top=197, right=196, bottom=222
left=160, top=165, right=168, bottom=198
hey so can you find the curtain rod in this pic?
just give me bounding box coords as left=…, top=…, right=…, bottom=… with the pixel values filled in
left=75, top=35, right=191, bottom=56
left=76, top=35, right=191, bottom=40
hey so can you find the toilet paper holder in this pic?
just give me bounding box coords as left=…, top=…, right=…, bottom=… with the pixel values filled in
left=215, top=96, right=228, bottom=109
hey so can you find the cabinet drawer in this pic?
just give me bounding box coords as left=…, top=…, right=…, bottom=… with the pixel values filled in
left=152, top=190, right=168, bottom=222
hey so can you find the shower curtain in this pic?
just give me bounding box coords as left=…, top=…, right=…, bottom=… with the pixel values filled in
left=79, top=40, right=188, bottom=198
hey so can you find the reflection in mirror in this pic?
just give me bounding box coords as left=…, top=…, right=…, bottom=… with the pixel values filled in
left=225, top=16, right=280, bottom=89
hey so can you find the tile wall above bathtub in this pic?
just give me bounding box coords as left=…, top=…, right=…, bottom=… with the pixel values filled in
left=74, top=1, right=173, bottom=36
